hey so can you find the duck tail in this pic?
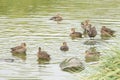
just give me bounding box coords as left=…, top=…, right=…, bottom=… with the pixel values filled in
left=11, top=48, right=15, bottom=51
left=50, top=17, right=56, bottom=20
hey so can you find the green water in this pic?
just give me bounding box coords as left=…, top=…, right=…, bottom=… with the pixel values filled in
left=0, top=0, right=120, bottom=80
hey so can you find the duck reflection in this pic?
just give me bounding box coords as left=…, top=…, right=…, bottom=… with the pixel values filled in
left=85, top=47, right=100, bottom=62
left=84, top=39, right=97, bottom=45
left=37, top=58, right=50, bottom=64
left=12, top=53, right=26, bottom=61
left=0, top=58, right=14, bottom=62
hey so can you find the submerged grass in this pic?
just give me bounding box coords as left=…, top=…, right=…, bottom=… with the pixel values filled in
left=85, top=41, right=120, bottom=80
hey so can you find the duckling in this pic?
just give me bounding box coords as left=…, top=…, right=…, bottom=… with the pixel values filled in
left=87, top=25, right=97, bottom=40
left=50, top=13, right=63, bottom=24
left=70, top=28, right=82, bottom=38
left=11, top=43, right=26, bottom=54
left=60, top=42, right=69, bottom=51
left=101, top=26, right=115, bottom=37
left=37, top=47, right=50, bottom=61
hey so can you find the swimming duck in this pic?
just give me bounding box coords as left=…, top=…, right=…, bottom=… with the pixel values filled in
left=87, top=25, right=97, bottom=40
left=70, top=28, right=82, bottom=38
left=60, top=42, right=69, bottom=51
left=85, top=47, right=100, bottom=62
left=11, top=43, right=26, bottom=54
left=101, top=26, right=115, bottom=37
left=50, top=13, right=63, bottom=24
left=37, top=47, right=50, bottom=61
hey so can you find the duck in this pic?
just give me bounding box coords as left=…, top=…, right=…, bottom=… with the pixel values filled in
left=11, top=43, right=26, bottom=54
left=101, top=26, right=115, bottom=37
left=81, top=20, right=90, bottom=28
left=70, top=28, right=82, bottom=38
left=85, top=47, right=100, bottom=62
left=37, top=47, right=50, bottom=61
left=50, top=13, right=63, bottom=24
left=87, top=25, right=97, bottom=40
left=81, top=20, right=91, bottom=37
left=60, top=42, right=69, bottom=51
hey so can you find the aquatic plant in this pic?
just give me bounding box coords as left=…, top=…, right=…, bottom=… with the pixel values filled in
left=85, top=44, right=120, bottom=80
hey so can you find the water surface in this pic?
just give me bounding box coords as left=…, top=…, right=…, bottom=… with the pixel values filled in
left=0, top=0, right=120, bottom=80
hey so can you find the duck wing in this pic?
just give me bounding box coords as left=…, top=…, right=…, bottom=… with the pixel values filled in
left=38, top=51, right=50, bottom=59
left=50, top=16, right=57, bottom=20
left=60, top=46, right=69, bottom=51
left=91, top=27, right=97, bottom=36
left=11, top=46, right=22, bottom=51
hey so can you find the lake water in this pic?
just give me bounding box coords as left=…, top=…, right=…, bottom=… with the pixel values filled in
left=0, top=0, right=120, bottom=80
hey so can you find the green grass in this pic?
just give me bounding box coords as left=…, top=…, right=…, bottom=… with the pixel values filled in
left=85, top=44, right=120, bottom=80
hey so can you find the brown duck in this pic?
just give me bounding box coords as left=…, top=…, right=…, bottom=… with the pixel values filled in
left=81, top=20, right=90, bottom=29
left=101, top=26, right=115, bottom=37
left=87, top=25, right=97, bottom=40
left=60, top=42, right=69, bottom=51
left=37, top=47, right=50, bottom=61
left=11, top=43, right=26, bottom=54
left=85, top=47, right=100, bottom=62
left=50, top=14, right=63, bottom=24
left=70, top=28, right=82, bottom=38
left=81, top=20, right=91, bottom=37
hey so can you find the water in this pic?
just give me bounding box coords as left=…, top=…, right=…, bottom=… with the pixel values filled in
left=0, top=0, right=120, bottom=80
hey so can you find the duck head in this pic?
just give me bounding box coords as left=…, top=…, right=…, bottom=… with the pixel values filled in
left=62, top=42, right=67, bottom=46
left=71, top=28, right=75, bottom=33
left=21, top=43, right=26, bottom=48
left=56, top=13, right=61, bottom=17
left=38, top=47, right=41, bottom=52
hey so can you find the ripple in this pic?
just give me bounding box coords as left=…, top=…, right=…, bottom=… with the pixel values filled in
left=0, top=0, right=120, bottom=80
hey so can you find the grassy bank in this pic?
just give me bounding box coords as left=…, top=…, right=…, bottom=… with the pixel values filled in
left=85, top=44, right=120, bottom=80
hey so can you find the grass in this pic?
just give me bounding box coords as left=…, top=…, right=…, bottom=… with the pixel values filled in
left=84, top=43, right=120, bottom=80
